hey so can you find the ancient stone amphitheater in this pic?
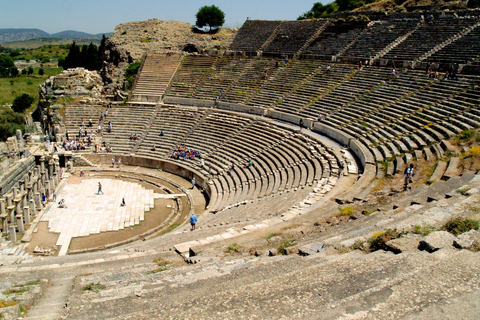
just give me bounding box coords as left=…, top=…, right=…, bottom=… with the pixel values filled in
left=1, top=11, right=480, bottom=319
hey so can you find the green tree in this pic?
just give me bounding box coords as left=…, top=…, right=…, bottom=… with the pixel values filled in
left=10, top=66, right=19, bottom=77
left=38, top=68, right=44, bottom=76
left=0, top=55, right=15, bottom=77
left=124, top=62, right=141, bottom=90
left=0, top=108, right=25, bottom=141
left=195, top=5, right=225, bottom=31
left=27, top=66, right=34, bottom=75
left=298, top=2, right=339, bottom=19
left=12, top=93, right=34, bottom=113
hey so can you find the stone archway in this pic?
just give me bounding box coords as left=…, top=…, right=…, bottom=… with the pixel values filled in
left=183, top=44, right=200, bottom=53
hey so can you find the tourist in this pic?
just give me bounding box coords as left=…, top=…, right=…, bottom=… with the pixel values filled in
left=404, top=164, right=414, bottom=190
left=98, top=182, right=104, bottom=195
left=160, top=130, right=164, bottom=136
left=190, top=213, right=197, bottom=231
left=79, top=128, right=82, bottom=138
left=88, top=119, right=92, bottom=127
left=41, top=193, right=46, bottom=207
left=230, top=162, right=235, bottom=172
left=112, top=157, right=115, bottom=167
left=339, top=160, right=345, bottom=176
left=121, top=197, right=126, bottom=207
left=326, top=65, right=331, bottom=73
left=80, top=169, right=84, bottom=177
left=53, top=190, right=57, bottom=201
left=152, top=145, right=156, bottom=151
left=108, top=122, right=112, bottom=132
left=191, top=177, right=195, bottom=189
left=105, top=109, right=108, bottom=118
left=58, top=199, right=67, bottom=208
left=299, top=118, right=304, bottom=132
left=201, top=160, right=204, bottom=169
left=118, top=158, right=122, bottom=168
left=97, top=124, right=101, bottom=133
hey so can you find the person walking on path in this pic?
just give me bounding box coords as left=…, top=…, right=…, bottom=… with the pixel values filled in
left=112, top=157, right=115, bottom=167
left=98, top=182, right=104, bottom=195
left=191, top=177, right=195, bottom=189
left=190, top=213, right=197, bottom=231
left=53, top=190, right=57, bottom=201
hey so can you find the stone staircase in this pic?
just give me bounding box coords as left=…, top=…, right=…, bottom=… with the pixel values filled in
left=293, top=21, right=331, bottom=59
left=131, top=52, right=183, bottom=103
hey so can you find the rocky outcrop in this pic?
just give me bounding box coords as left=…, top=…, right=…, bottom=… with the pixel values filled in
left=103, top=19, right=236, bottom=84
left=39, top=67, right=104, bottom=102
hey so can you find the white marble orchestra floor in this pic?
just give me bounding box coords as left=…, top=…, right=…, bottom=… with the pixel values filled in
left=41, top=178, right=155, bottom=256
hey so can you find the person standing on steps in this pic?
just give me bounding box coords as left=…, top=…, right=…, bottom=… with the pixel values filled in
left=98, top=182, right=104, bottom=195
left=112, top=157, right=115, bottom=167
left=404, top=164, right=414, bottom=191
left=190, top=213, right=197, bottom=231
left=191, top=177, right=195, bottom=189
left=118, top=158, right=122, bottom=168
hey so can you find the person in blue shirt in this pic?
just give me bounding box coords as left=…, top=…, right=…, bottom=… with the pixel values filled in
left=190, top=214, right=197, bottom=231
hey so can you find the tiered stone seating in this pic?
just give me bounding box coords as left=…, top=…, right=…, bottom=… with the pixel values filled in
left=340, top=19, right=419, bottom=60
left=383, top=18, right=479, bottom=62
left=136, top=107, right=207, bottom=158
left=101, top=105, right=157, bottom=154
left=229, top=20, right=282, bottom=53
left=426, top=21, right=480, bottom=64
left=222, top=59, right=276, bottom=104
left=194, top=57, right=251, bottom=100
left=131, top=53, right=183, bottom=102
left=166, top=56, right=216, bottom=98
left=246, top=60, right=319, bottom=108
left=263, top=20, right=327, bottom=54
left=300, top=66, right=389, bottom=120
left=304, top=21, right=367, bottom=58
left=274, top=63, right=352, bottom=114
left=64, top=104, right=104, bottom=140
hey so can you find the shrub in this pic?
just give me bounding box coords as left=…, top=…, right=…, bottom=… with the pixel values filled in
left=338, top=206, right=354, bottom=217
left=227, top=243, right=242, bottom=253
left=441, top=217, right=480, bottom=236
left=368, top=229, right=401, bottom=252
left=148, top=257, right=170, bottom=274
left=413, top=223, right=435, bottom=236
left=83, top=282, right=105, bottom=292
left=12, top=94, right=34, bottom=113
left=469, top=145, right=480, bottom=158
left=277, top=236, right=295, bottom=254
left=458, top=129, right=475, bottom=142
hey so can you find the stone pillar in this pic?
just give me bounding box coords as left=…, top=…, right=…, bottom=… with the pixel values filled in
left=26, top=186, right=32, bottom=202
left=9, top=225, right=16, bottom=242
left=23, top=206, right=30, bottom=225
left=0, top=199, right=5, bottom=216
left=6, top=195, right=14, bottom=223
left=34, top=192, right=41, bottom=209
left=15, top=197, right=22, bottom=216
left=16, top=215, right=24, bottom=233
left=0, top=200, right=6, bottom=235
left=13, top=187, right=18, bottom=199
left=30, top=199, right=36, bottom=214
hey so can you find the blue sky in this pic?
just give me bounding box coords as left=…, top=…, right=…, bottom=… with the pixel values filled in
left=1, top=0, right=323, bottom=34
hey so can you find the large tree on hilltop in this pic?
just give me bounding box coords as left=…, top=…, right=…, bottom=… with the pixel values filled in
left=195, top=5, right=225, bottom=31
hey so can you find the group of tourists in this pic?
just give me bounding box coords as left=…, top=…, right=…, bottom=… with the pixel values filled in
left=171, top=145, right=202, bottom=160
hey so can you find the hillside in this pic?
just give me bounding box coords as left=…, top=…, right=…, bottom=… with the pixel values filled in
left=0, top=28, right=49, bottom=43
left=0, top=28, right=111, bottom=44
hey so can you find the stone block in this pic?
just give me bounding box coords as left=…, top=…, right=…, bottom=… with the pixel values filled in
left=268, top=248, right=278, bottom=256
left=453, top=230, right=480, bottom=250
left=298, top=242, right=324, bottom=256
left=385, top=234, right=422, bottom=253
left=418, top=231, right=457, bottom=253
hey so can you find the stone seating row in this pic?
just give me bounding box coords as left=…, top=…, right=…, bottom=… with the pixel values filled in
left=263, top=20, right=328, bottom=54
left=384, top=18, right=480, bottom=62
left=101, top=105, right=156, bottom=154
left=304, top=21, right=367, bottom=57
left=166, top=56, right=217, bottom=98
left=229, top=20, right=282, bottom=53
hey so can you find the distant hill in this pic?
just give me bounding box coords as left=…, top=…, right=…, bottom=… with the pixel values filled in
left=0, top=28, right=50, bottom=43
left=0, top=28, right=111, bottom=44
